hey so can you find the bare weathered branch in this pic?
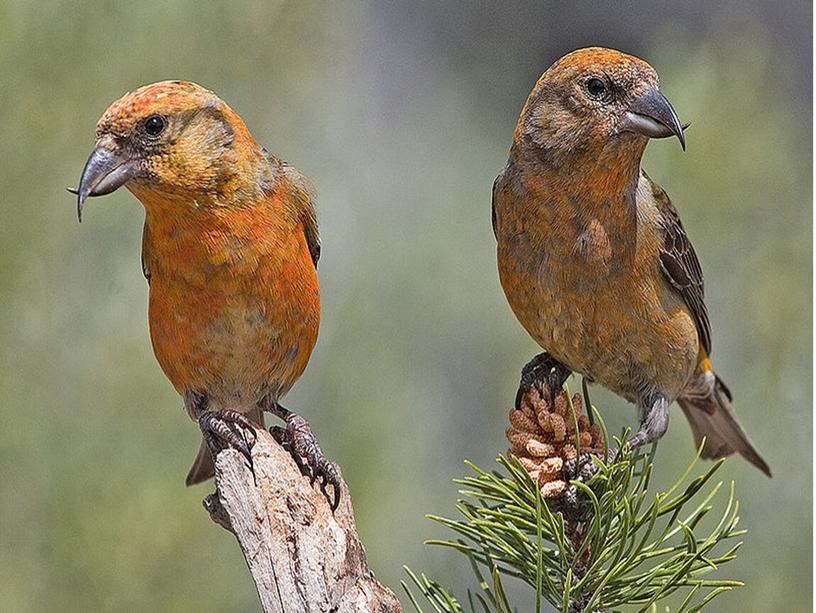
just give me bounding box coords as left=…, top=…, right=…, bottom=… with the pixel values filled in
left=204, top=429, right=401, bottom=613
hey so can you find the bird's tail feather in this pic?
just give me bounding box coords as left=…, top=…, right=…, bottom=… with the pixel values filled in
left=185, top=406, right=264, bottom=486
left=678, top=375, right=771, bottom=477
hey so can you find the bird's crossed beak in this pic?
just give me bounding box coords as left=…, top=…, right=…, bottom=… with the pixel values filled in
left=619, top=87, right=687, bottom=150
left=68, top=141, right=139, bottom=222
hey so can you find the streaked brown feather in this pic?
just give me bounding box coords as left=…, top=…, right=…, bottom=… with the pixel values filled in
left=647, top=173, right=712, bottom=355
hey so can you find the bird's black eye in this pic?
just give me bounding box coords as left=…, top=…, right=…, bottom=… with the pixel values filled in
left=144, top=114, right=166, bottom=137
left=586, top=77, right=607, bottom=98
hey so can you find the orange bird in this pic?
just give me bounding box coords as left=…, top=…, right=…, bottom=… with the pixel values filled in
left=493, top=48, right=770, bottom=475
left=73, top=81, right=340, bottom=505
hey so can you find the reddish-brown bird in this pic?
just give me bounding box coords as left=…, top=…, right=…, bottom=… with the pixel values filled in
left=73, top=81, right=340, bottom=504
left=493, top=48, right=769, bottom=474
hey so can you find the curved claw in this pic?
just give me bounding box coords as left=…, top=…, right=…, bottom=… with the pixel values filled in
left=515, top=352, right=572, bottom=409
left=199, top=410, right=257, bottom=478
left=324, top=484, right=340, bottom=512
left=514, top=386, right=527, bottom=413
left=269, top=414, right=341, bottom=512
left=319, top=465, right=341, bottom=512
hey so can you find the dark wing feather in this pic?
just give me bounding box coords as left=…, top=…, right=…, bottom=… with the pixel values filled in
left=491, top=173, right=501, bottom=240
left=648, top=174, right=711, bottom=354
left=141, top=221, right=152, bottom=285
left=264, top=149, right=320, bottom=268
left=302, top=206, right=321, bottom=267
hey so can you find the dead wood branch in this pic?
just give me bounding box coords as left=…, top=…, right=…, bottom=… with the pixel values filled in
left=203, top=429, right=401, bottom=612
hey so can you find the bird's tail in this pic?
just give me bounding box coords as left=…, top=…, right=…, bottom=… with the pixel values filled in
left=678, top=373, right=771, bottom=477
left=185, top=406, right=264, bottom=486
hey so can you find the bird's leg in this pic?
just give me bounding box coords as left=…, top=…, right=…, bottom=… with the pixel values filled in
left=265, top=401, right=341, bottom=511
left=515, top=351, right=572, bottom=409
left=626, top=395, right=669, bottom=450
left=187, top=391, right=257, bottom=474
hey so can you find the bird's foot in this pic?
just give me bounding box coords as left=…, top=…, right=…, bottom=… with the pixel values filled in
left=625, top=430, right=649, bottom=451
left=601, top=396, right=670, bottom=462
left=271, top=414, right=341, bottom=511
left=515, top=351, right=571, bottom=410
left=625, top=395, right=669, bottom=452
left=199, top=410, right=257, bottom=475
left=598, top=426, right=649, bottom=460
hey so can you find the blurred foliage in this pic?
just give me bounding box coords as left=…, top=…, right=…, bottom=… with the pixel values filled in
left=0, top=1, right=809, bottom=612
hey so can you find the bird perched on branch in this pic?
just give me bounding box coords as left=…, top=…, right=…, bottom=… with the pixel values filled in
left=72, top=81, right=341, bottom=506
left=492, top=48, right=770, bottom=475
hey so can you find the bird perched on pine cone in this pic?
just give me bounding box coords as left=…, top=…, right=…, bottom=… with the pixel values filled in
left=492, top=47, right=770, bottom=475
left=72, top=81, right=341, bottom=506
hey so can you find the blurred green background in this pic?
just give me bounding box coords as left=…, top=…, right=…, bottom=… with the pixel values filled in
left=0, top=1, right=810, bottom=611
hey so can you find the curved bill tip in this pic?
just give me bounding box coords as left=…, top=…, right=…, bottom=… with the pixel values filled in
left=66, top=187, right=83, bottom=222
left=76, top=188, right=85, bottom=223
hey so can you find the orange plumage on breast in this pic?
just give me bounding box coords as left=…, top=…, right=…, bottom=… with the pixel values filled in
left=141, top=184, right=320, bottom=414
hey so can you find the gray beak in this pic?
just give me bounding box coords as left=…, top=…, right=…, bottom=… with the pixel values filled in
left=619, top=87, right=687, bottom=150
left=68, top=143, right=138, bottom=222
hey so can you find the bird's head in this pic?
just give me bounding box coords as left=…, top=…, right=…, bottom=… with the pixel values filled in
left=72, top=81, right=271, bottom=221
left=515, top=47, right=686, bottom=171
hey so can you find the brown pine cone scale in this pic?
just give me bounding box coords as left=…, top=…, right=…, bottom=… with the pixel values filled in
left=506, top=381, right=604, bottom=498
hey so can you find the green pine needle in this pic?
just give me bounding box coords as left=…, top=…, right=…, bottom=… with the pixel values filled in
left=404, top=408, right=744, bottom=613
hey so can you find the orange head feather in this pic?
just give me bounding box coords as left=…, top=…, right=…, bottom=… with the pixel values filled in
left=75, top=80, right=274, bottom=220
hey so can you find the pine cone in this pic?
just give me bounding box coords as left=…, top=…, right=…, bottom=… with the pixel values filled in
left=506, top=381, right=604, bottom=499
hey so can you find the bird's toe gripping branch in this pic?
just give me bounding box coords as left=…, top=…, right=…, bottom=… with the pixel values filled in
left=515, top=351, right=572, bottom=410
left=626, top=395, right=670, bottom=451
left=199, top=410, right=257, bottom=475
left=270, top=413, right=341, bottom=511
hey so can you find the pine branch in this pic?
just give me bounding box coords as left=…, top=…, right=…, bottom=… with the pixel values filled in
left=404, top=383, right=745, bottom=613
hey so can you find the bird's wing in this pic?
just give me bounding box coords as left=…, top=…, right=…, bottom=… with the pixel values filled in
left=301, top=203, right=321, bottom=268
left=647, top=173, right=711, bottom=354
left=491, top=174, right=499, bottom=240
left=141, top=221, right=152, bottom=285
left=266, top=150, right=320, bottom=268
left=490, top=169, right=506, bottom=240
